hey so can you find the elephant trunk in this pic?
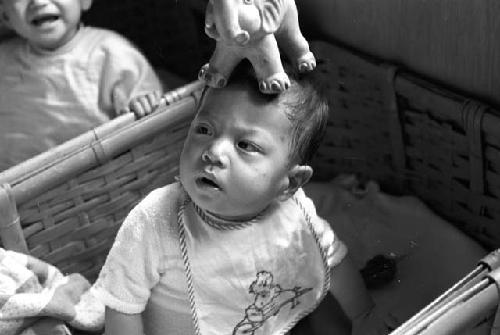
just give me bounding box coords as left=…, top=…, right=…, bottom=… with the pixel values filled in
left=211, top=0, right=250, bottom=45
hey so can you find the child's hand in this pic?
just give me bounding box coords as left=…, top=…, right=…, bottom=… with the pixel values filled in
left=351, top=305, right=399, bottom=335
left=128, top=91, right=162, bottom=119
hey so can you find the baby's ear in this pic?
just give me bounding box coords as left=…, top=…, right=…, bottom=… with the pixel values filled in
left=278, top=165, right=313, bottom=201
left=80, top=0, right=92, bottom=11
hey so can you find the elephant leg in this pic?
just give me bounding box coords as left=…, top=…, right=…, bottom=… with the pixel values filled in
left=247, top=35, right=290, bottom=94
left=276, top=8, right=316, bottom=73
left=199, top=44, right=241, bottom=88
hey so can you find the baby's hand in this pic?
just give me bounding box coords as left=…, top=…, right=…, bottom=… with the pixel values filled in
left=128, top=91, right=162, bottom=119
left=351, top=305, right=399, bottom=335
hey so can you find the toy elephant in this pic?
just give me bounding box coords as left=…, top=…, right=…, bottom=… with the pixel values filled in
left=198, top=0, right=316, bottom=94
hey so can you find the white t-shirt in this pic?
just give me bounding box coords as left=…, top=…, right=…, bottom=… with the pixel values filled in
left=91, top=182, right=347, bottom=335
left=0, top=26, right=162, bottom=171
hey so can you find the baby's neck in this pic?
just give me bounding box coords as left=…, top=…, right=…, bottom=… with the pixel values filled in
left=207, top=209, right=262, bottom=223
left=28, top=24, right=81, bottom=54
left=192, top=202, right=272, bottom=230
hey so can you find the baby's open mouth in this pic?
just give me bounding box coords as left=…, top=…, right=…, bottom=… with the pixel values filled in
left=31, top=14, right=60, bottom=26
left=198, top=176, right=221, bottom=190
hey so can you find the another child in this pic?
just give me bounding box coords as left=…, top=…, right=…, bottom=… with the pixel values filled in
left=0, top=0, right=162, bottom=171
left=91, top=64, right=395, bottom=335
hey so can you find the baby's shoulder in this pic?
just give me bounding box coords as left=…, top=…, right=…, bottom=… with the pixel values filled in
left=291, top=188, right=335, bottom=235
left=80, top=26, right=137, bottom=53
left=135, top=182, right=184, bottom=221
left=118, top=182, right=183, bottom=244
left=292, top=187, right=318, bottom=215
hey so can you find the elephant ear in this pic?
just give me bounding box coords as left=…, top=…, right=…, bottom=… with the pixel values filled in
left=260, top=0, right=285, bottom=34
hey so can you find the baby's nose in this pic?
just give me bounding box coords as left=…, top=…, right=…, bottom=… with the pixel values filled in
left=202, top=142, right=228, bottom=167
left=201, top=150, right=215, bottom=163
left=30, top=0, right=50, bottom=7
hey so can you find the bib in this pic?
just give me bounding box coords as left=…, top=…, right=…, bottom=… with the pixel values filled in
left=176, top=192, right=330, bottom=335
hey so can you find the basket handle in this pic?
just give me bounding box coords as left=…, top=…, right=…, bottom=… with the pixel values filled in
left=0, top=183, right=28, bottom=254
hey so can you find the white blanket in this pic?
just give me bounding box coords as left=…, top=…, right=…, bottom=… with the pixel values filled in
left=0, top=248, right=104, bottom=335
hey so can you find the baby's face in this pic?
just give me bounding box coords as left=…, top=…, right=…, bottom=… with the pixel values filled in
left=180, top=85, right=293, bottom=220
left=1, top=0, right=90, bottom=50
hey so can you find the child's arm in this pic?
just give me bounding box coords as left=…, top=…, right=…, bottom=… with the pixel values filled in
left=91, top=201, right=163, bottom=335
left=105, top=307, right=144, bottom=335
left=95, top=32, right=163, bottom=119
left=329, top=254, right=396, bottom=334
left=329, top=254, right=374, bottom=320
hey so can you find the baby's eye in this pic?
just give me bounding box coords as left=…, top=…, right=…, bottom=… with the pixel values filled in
left=194, top=124, right=211, bottom=135
left=237, top=140, right=259, bottom=152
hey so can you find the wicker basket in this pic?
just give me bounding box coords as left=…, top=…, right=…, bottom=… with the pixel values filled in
left=0, top=39, right=499, bottom=333
left=309, top=41, right=500, bottom=250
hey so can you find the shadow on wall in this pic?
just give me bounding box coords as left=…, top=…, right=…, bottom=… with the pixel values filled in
left=83, top=0, right=214, bottom=81
left=297, top=0, right=500, bottom=109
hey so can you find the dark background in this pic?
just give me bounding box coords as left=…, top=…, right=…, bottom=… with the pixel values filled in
left=83, top=0, right=213, bottom=81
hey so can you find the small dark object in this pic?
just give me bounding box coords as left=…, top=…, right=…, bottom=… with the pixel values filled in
left=360, top=254, right=397, bottom=289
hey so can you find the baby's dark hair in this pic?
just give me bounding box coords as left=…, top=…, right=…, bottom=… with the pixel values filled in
left=279, top=70, right=329, bottom=165
left=200, top=61, right=329, bottom=165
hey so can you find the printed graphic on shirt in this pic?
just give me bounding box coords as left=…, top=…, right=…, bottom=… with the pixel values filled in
left=232, top=270, right=313, bottom=335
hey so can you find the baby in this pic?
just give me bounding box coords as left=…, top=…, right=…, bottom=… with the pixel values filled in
left=0, top=0, right=162, bottom=171
left=91, top=63, right=395, bottom=335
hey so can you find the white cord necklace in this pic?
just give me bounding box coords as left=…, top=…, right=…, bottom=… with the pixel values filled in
left=192, top=201, right=264, bottom=230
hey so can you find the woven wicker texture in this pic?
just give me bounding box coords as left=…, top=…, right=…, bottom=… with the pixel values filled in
left=0, top=82, right=203, bottom=281
left=310, top=41, right=500, bottom=250
left=310, top=43, right=398, bottom=186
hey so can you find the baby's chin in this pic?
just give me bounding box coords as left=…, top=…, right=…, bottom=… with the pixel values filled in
left=180, top=177, right=269, bottom=219
left=29, top=27, right=78, bottom=51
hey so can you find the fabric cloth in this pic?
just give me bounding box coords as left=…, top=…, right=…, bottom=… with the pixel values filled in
left=0, top=26, right=162, bottom=171
left=0, top=248, right=104, bottom=335
left=91, top=182, right=347, bottom=335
